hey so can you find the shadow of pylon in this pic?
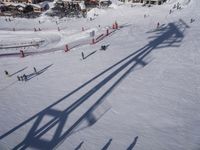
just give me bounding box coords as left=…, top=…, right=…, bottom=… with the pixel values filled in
left=1, top=20, right=188, bottom=150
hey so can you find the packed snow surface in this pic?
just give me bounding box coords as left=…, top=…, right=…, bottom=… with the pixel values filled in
left=0, top=0, right=200, bottom=149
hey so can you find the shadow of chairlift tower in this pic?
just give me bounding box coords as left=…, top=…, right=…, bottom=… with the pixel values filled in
left=0, top=19, right=190, bottom=150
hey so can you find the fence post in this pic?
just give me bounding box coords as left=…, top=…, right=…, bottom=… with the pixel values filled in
left=112, top=23, right=115, bottom=29
left=115, top=21, right=118, bottom=29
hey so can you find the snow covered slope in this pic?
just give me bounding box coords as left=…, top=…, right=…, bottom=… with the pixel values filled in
left=0, top=0, right=200, bottom=150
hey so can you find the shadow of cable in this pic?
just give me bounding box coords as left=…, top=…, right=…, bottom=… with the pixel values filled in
left=101, top=139, right=112, bottom=150
left=127, top=136, right=138, bottom=150
left=8, top=67, right=28, bottom=77
left=74, top=141, right=84, bottom=150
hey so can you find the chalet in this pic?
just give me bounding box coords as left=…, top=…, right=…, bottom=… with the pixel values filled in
left=31, top=1, right=48, bottom=12
left=119, top=0, right=143, bottom=3
left=1, top=0, right=42, bottom=4
left=143, top=0, right=166, bottom=5
left=119, top=0, right=166, bottom=5
left=0, top=4, right=4, bottom=12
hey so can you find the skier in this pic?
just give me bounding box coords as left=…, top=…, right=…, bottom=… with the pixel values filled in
left=17, top=76, right=20, bottom=81
left=34, top=67, right=37, bottom=74
left=81, top=52, right=84, bottom=59
left=21, top=76, right=24, bottom=81
left=101, top=45, right=106, bottom=50
left=4, top=70, right=9, bottom=76
left=157, top=22, right=160, bottom=29
left=190, top=18, right=195, bottom=23
left=23, top=74, right=27, bottom=81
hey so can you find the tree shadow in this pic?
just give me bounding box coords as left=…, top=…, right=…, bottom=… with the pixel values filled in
left=0, top=20, right=188, bottom=150
left=127, top=136, right=138, bottom=150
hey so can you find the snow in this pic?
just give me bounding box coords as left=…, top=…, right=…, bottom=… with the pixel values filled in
left=0, top=0, right=200, bottom=149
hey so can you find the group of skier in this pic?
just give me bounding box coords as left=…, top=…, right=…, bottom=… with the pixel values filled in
left=4, top=67, right=37, bottom=82
left=17, top=74, right=27, bottom=81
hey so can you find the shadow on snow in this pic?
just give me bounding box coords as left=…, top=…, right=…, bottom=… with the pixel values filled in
left=0, top=20, right=189, bottom=150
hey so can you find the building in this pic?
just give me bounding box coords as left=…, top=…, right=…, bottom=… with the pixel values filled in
left=119, top=0, right=166, bottom=5
left=143, top=0, right=166, bottom=5
left=31, top=1, right=49, bottom=12
left=119, top=0, right=143, bottom=3
left=1, top=0, right=42, bottom=4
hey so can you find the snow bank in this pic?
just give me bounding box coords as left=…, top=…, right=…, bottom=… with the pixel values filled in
left=109, top=3, right=119, bottom=9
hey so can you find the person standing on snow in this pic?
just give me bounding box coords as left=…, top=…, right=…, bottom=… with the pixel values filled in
left=157, top=22, right=160, bottom=29
left=17, top=76, right=20, bottom=81
left=23, top=74, right=27, bottom=81
left=81, top=52, right=85, bottom=60
left=4, top=70, right=9, bottom=76
left=34, top=67, right=37, bottom=74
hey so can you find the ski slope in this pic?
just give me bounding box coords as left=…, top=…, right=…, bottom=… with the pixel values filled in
left=0, top=0, right=200, bottom=149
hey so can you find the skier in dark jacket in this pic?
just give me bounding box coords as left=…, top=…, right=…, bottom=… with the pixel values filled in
left=34, top=67, right=37, bottom=74
left=81, top=52, right=84, bottom=59
left=23, top=74, right=27, bottom=81
left=5, top=70, right=9, bottom=76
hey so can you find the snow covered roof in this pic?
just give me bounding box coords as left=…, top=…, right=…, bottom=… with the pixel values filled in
left=4, top=2, right=27, bottom=8
left=78, top=1, right=86, bottom=10
left=99, top=0, right=110, bottom=2
left=31, top=1, right=48, bottom=9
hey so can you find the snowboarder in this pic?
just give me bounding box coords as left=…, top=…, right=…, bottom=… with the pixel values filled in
left=4, top=70, right=9, bottom=76
left=81, top=52, right=85, bottom=59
